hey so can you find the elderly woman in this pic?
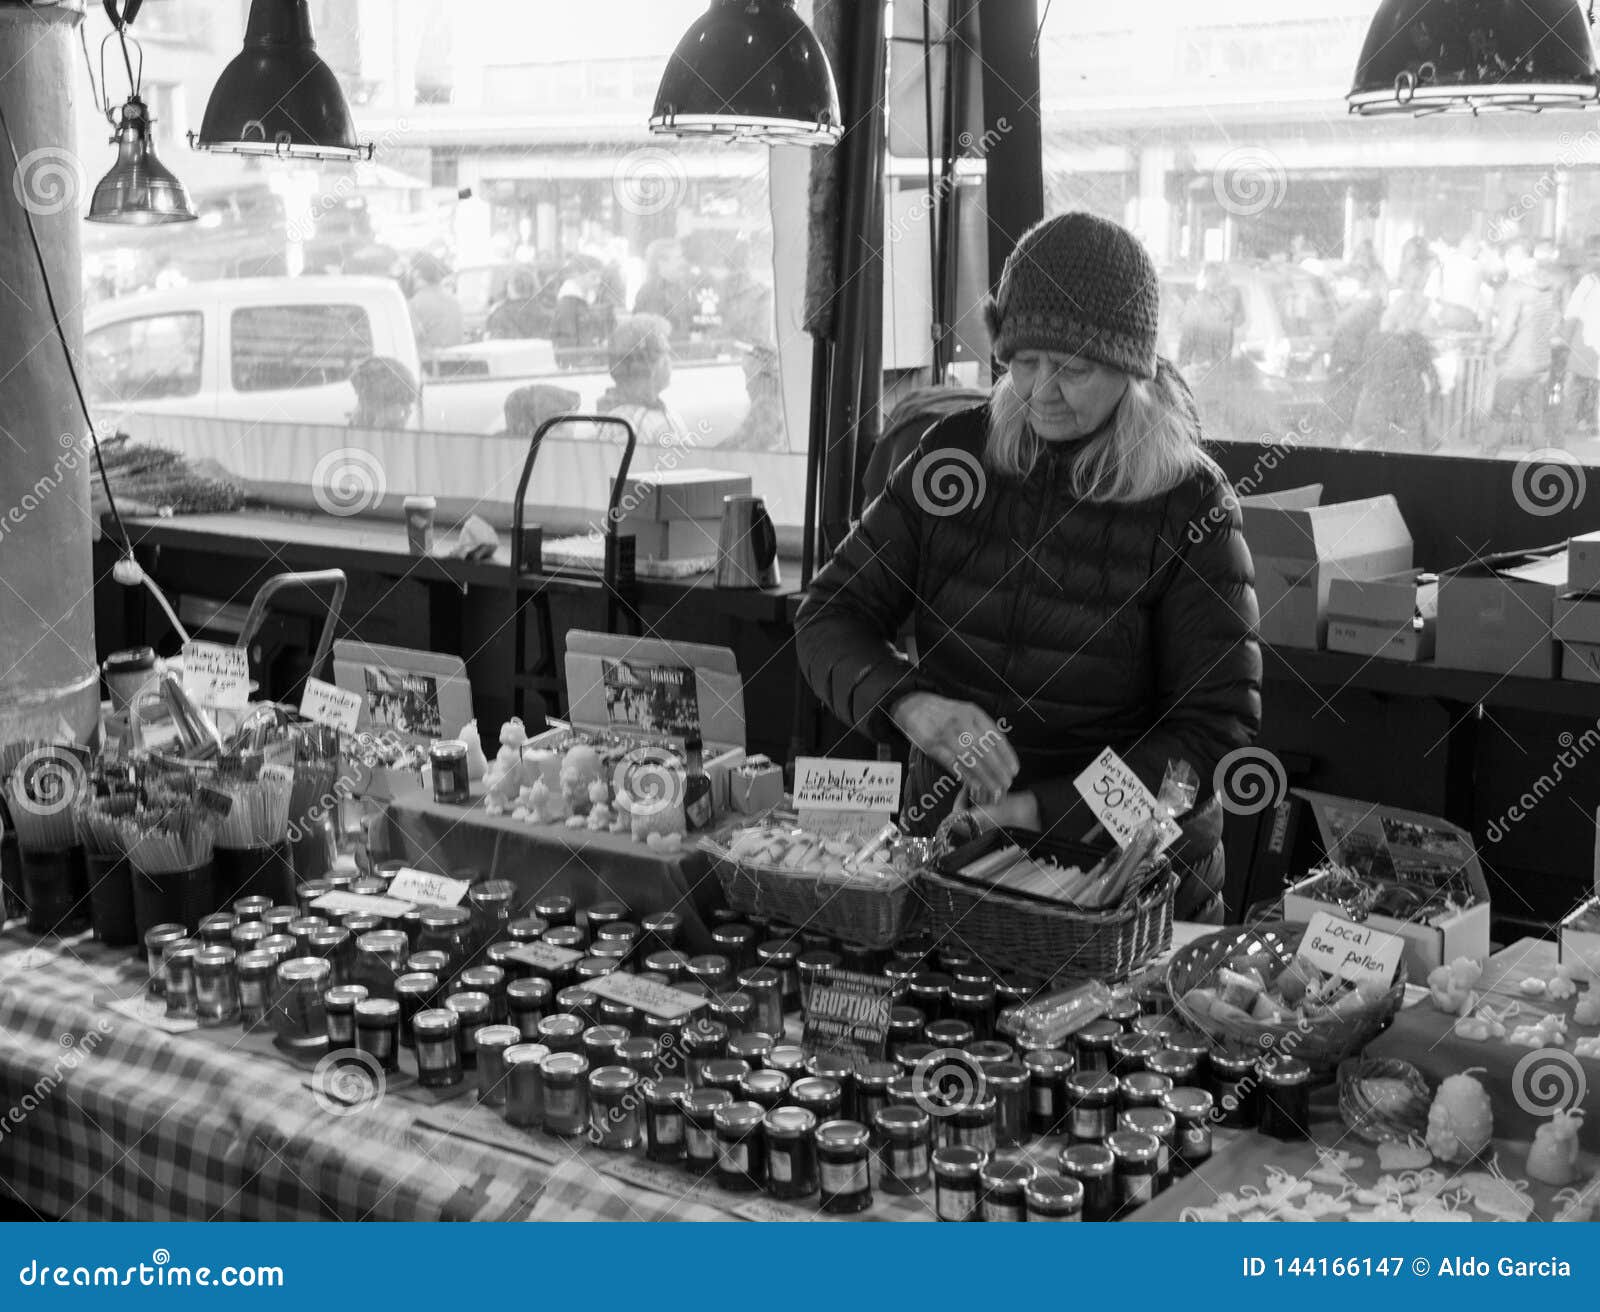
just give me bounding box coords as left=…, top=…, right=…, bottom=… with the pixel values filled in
left=597, top=313, right=691, bottom=446
left=795, top=212, right=1263, bottom=921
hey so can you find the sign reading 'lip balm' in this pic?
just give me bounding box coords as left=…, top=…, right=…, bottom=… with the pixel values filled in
left=792, top=757, right=902, bottom=839
left=1296, top=910, right=1405, bottom=988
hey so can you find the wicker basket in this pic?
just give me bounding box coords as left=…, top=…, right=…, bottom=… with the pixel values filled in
left=1337, top=1056, right=1435, bottom=1144
left=918, top=829, right=1177, bottom=980
left=1166, top=921, right=1407, bottom=1073
left=704, top=846, right=920, bottom=949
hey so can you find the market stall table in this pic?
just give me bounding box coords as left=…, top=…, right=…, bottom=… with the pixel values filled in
left=376, top=776, right=724, bottom=953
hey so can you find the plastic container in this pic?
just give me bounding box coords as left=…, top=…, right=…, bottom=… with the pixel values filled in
left=212, top=843, right=295, bottom=909
left=18, top=846, right=90, bottom=936
left=131, top=860, right=217, bottom=937
left=85, top=850, right=138, bottom=946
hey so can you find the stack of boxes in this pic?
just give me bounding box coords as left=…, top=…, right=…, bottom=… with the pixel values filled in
left=610, top=468, right=751, bottom=565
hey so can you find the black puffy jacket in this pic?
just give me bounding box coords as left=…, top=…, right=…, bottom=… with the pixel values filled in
left=795, top=398, right=1262, bottom=910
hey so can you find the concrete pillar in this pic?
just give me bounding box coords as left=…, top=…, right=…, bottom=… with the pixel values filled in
left=0, top=1, right=99, bottom=746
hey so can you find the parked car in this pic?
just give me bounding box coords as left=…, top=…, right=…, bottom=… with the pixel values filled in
left=1158, top=261, right=1336, bottom=442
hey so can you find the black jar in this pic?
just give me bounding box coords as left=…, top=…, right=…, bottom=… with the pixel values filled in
left=1067, top=1070, right=1119, bottom=1143
left=740, top=1068, right=789, bottom=1111
left=816, top=1120, right=873, bottom=1215
left=925, top=1017, right=975, bottom=1049
left=1120, top=1105, right=1177, bottom=1189
left=506, top=977, right=551, bottom=1040
left=644, top=1076, right=692, bottom=1163
left=932, top=1145, right=983, bottom=1221
left=1108, top=1129, right=1160, bottom=1215
left=1119, top=1071, right=1174, bottom=1112
left=1074, top=1018, right=1122, bottom=1075
left=873, top=1105, right=933, bottom=1195
left=681, top=1088, right=734, bottom=1175
left=1024, top=1048, right=1076, bottom=1136
left=444, top=991, right=491, bottom=1070
left=888, top=1005, right=927, bottom=1058
left=763, top=1106, right=819, bottom=1199
left=354, top=997, right=402, bottom=1074
left=987, top=1063, right=1030, bottom=1148
left=1059, top=1142, right=1117, bottom=1222
left=713, top=1100, right=766, bottom=1191
left=979, top=1155, right=1036, bottom=1222
left=1209, top=1046, right=1261, bottom=1128
left=790, top=1076, right=843, bottom=1123
left=854, top=1060, right=898, bottom=1130
left=1162, top=1087, right=1215, bottom=1175
left=413, top=1008, right=462, bottom=1088
left=1260, top=1057, right=1312, bottom=1141
left=1025, top=1173, right=1084, bottom=1221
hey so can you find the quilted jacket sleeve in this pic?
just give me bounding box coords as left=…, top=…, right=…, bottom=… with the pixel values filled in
left=794, top=444, right=936, bottom=743
left=1030, top=471, right=1263, bottom=845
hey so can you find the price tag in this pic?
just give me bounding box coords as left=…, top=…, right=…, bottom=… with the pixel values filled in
left=587, top=971, right=706, bottom=1021
left=103, top=993, right=199, bottom=1035
left=181, top=640, right=250, bottom=709
left=313, top=890, right=415, bottom=920
left=300, top=677, right=362, bottom=733
left=385, top=867, right=471, bottom=907
left=1073, top=747, right=1159, bottom=850
left=1296, top=910, right=1406, bottom=988
left=793, top=757, right=902, bottom=839
left=504, top=941, right=584, bottom=975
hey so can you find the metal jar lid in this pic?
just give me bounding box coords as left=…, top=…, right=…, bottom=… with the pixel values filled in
left=1121, top=1072, right=1175, bottom=1102
left=507, top=978, right=552, bottom=1003
left=701, top=1057, right=752, bottom=1085
left=755, top=940, right=798, bottom=967
left=557, top=986, right=597, bottom=1012
left=1161, top=1087, right=1215, bottom=1120
left=805, top=1052, right=854, bottom=1081
left=889, top=1004, right=925, bottom=1029
left=740, top=1069, right=789, bottom=1099
left=324, top=984, right=370, bottom=1011
left=259, top=935, right=298, bottom=960
left=412, top=1007, right=459, bottom=1038
left=682, top=1020, right=729, bottom=1050
left=356, top=997, right=402, bottom=1024
left=979, top=1154, right=1037, bottom=1189
left=984, top=1062, right=1029, bottom=1091
left=790, top=1076, right=842, bottom=1106
left=1163, top=1029, right=1211, bottom=1058
left=417, top=906, right=470, bottom=929
left=1208, top=1046, right=1258, bottom=1078
left=461, top=965, right=506, bottom=992
left=533, top=894, right=574, bottom=919
left=407, top=950, right=451, bottom=974
left=873, top=1104, right=931, bottom=1138
left=1107, top=1129, right=1160, bottom=1164
left=641, top=910, right=682, bottom=935
left=586, top=899, right=629, bottom=921
left=471, top=879, right=517, bottom=906
left=713, top=1100, right=766, bottom=1134
left=445, top=990, right=491, bottom=1019
left=682, top=1088, right=735, bottom=1117
left=895, top=1043, right=935, bottom=1072
left=1075, top=1018, right=1122, bottom=1047
left=932, top=1145, right=985, bottom=1181
left=537, top=1014, right=585, bottom=1040
left=198, top=913, right=237, bottom=935
left=1024, top=1048, right=1076, bottom=1078
left=815, top=1119, right=870, bottom=1153
left=1066, top=1071, right=1118, bottom=1101
left=737, top=966, right=781, bottom=992
left=194, top=946, right=236, bottom=969
left=1024, top=1174, right=1084, bottom=1211
left=308, top=927, right=350, bottom=953
left=856, top=1060, right=899, bottom=1089
left=767, top=1044, right=808, bottom=1073
left=504, top=1043, right=550, bottom=1068
left=358, top=930, right=410, bottom=957
left=1110, top=1032, right=1161, bottom=1062
left=1121, top=1106, right=1177, bottom=1139
left=395, top=971, right=439, bottom=997
left=278, top=957, right=331, bottom=985
left=429, top=739, right=467, bottom=760
left=473, top=1022, right=521, bottom=1049
left=1131, top=1013, right=1182, bottom=1038
left=583, top=1023, right=630, bottom=1049
left=288, top=916, right=328, bottom=937
left=595, top=919, right=638, bottom=943
left=728, top=1034, right=774, bottom=1063
left=925, top=1019, right=975, bottom=1047
left=644, top=1076, right=692, bottom=1105
left=1059, top=1142, right=1115, bottom=1179
left=644, top=950, right=687, bottom=976
left=764, top=1105, right=817, bottom=1138
left=688, top=953, right=732, bottom=979
left=616, top=1036, right=660, bottom=1062
left=1264, top=1057, right=1311, bottom=1087
left=540, top=1051, right=589, bottom=1082
left=237, top=950, right=274, bottom=976
left=509, top=917, right=549, bottom=941
left=341, top=914, right=383, bottom=938
left=145, top=924, right=188, bottom=949
left=1145, top=1049, right=1198, bottom=1081
left=965, top=1040, right=1015, bottom=1068
left=588, top=1064, right=641, bottom=1094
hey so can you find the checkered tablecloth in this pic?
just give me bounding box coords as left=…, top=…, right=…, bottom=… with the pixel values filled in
left=0, top=931, right=943, bottom=1222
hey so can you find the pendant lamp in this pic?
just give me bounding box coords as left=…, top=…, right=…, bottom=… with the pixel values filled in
left=190, top=0, right=371, bottom=160
left=1348, top=0, right=1600, bottom=114
left=651, top=0, right=842, bottom=145
left=88, top=96, right=196, bottom=225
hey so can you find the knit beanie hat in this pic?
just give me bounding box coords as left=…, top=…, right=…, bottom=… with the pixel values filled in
left=984, top=212, right=1160, bottom=380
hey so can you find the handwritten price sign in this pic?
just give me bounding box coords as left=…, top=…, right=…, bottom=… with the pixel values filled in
left=181, top=641, right=250, bottom=710
left=300, top=677, right=362, bottom=732
left=793, top=757, right=902, bottom=838
left=1073, top=747, right=1158, bottom=850
left=1296, top=910, right=1405, bottom=988
left=385, top=868, right=471, bottom=907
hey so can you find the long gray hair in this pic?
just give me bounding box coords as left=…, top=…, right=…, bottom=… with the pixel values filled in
left=985, top=358, right=1222, bottom=503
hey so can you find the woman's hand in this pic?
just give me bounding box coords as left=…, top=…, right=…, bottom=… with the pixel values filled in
left=955, top=786, right=1041, bottom=833
left=891, top=691, right=1020, bottom=800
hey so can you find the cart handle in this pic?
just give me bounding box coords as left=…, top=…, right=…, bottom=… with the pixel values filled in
left=237, top=569, right=347, bottom=682
left=510, top=413, right=639, bottom=575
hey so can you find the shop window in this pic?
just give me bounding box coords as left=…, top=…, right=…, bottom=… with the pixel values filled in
left=84, top=312, right=203, bottom=406
left=230, top=305, right=374, bottom=393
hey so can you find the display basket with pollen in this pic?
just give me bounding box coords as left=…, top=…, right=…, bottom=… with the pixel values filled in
left=921, top=826, right=1177, bottom=980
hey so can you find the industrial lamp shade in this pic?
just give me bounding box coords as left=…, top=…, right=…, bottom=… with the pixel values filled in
left=190, top=0, right=370, bottom=160
left=88, top=97, right=196, bottom=225
left=1348, top=0, right=1600, bottom=114
left=651, top=0, right=842, bottom=145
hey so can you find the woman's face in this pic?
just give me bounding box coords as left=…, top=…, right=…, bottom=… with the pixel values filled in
left=1007, top=350, right=1129, bottom=441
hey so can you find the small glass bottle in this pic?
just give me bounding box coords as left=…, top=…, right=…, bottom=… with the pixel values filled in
left=713, top=1101, right=766, bottom=1191
left=682, top=736, right=713, bottom=832
left=197, top=913, right=236, bottom=948
left=1108, top=1129, right=1160, bottom=1215
left=617, top=1035, right=662, bottom=1079
left=503, top=1042, right=549, bottom=1128
left=681, top=1088, right=735, bottom=1175
left=1209, top=1046, right=1261, bottom=1128
left=1074, top=1018, right=1122, bottom=1075
left=1119, top=1071, right=1174, bottom=1111
left=324, top=983, right=369, bottom=1048
left=644, top=1076, right=692, bottom=1163
left=736, top=966, right=785, bottom=1040
left=932, top=1145, right=984, bottom=1221
left=1162, top=1087, right=1215, bottom=1176
left=1025, top=1173, right=1084, bottom=1221
left=588, top=1064, right=642, bottom=1150
left=804, top=1053, right=857, bottom=1121
left=444, top=991, right=491, bottom=1070
left=978, top=1155, right=1036, bottom=1222
left=354, top=997, right=402, bottom=1074
left=873, top=1105, right=933, bottom=1195
left=540, top=1051, right=591, bottom=1137
left=459, top=964, right=509, bottom=1024
left=1260, top=1057, right=1312, bottom=1141
left=1059, top=1142, right=1118, bottom=1222
left=816, top=1120, right=873, bottom=1215
left=1120, top=1105, right=1177, bottom=1189
left=763, top=1106, right=819, bottom=1199
left=473, top=1023, right=522, bottom=1104
left=1024, top=1048, right=1076, bottom=1137
left=1067, top=1071, right=1119, bottom=1143
left=532, top=893, right=575, bottom=930
left=413, top=1008, right=463, bottom=1088
left=236, top=950, right=276, bottom=1028
left=986, top=1063, right=1030, bottom=1148
left=1109, top=1031, right=1162, bottom=1077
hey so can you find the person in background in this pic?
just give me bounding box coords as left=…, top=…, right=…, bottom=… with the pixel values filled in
left=1562, top=235, right=1600, bottom=438
left=1486, top=240, right=1558, bottom=455
left=795, top=211, right=1262, bottom=922
left=1350, top=328, right=1439, bottom=452
left=633, top=238, right=698, bottom=338
left=1176, top=263, right=1245, bottom=371
left=727, top=343, right=787, bottom=451
left=554, top=267, right=604, bottom=346
left=1346, top=239, right=1389, bottom=303
left=485, top=270, right=545, bottom=340
left=1327, top=287, right=1385, bottom=440
left=408, top=253, right=464, bottom=357
left=1537, top=239, right=1573, bottom=440
left=349, top=357, right=420, bottom=429
left=719, top=238, right=775, bottom=345
left=1431, top=234, right=1488, bottom=331
left=596, top=314, right=692, bottom=446
left=501, top=383, right=581, bottom=439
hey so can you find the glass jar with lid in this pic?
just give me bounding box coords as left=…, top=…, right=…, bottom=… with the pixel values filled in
left=1107, top=1129, right=1160, bottom=1214
left=582, top=1024, right=630, bottom=1071
left=804, top=1053, right=857, bottom=1121
left=1260, top=1057, right=1312, bottom=1141
left=193, top=946, right=240, bottom=1026
left=948, top=981, right=997, bottom=1041
left=682, top=1020, right=730, bottom=1085
left=644, top=1076, right=692, bottom=1163
left=687, top=953, right=732, bottom=992
left=307, top=926, right=355, bottom=987
left=353, top=929, right=411, bottom=999
left=924, top=1018, right=975, bottom=1049
left=503, top=1042, right=549, bottom=1127
left=1059, top=1142, right=1117, bottom=1221
left=1109, top=1032, right=1161, bottom=1077
left=444, top=992, right=491, bottom=1069
left=1162, top=1087, right=1215, bottom=1175
left=270, top=956, right=330, bottom=1049
left=739, top=1068, right=789, bottom=1111
left=708, top=991, right=754, bottom=1036
left=907, top=971, right=953, bottom=1021
left=459, top=964, right=509, bottom=1024
left=873, top=1105, right=932, bottom=1195
left=681, top=1088, right=735, bottom=1175
left=948, top=1092, right=997, bottom=1154
left=1145, top=1047, right=1199, bottom=1087
left=727, top=1032, right=774, bottom=1071
left=540, top=1051, right=591, bottom=1136
left=894, top=1042, right=935, bottom=1079
left=474, top=1023, right=522, bottom=1105
left=932, top=1145, right=983, bottom=1221
left=536, top=1012, right=586, bottom=1055
left=1209, top=1046, right=1260, bottom=1128
left=888, top=1005, right=926, bottom=1057
left=1074, top=1018, right=1122, bottom=1074
left=467, top=879, right=517, bottom=962
left=763, top=1106, right=818, bottom=1199
left=700, top=1057, right=752, bottom=1098
left=1024, top=1048, right=1076, bottom=1137
left=413, top=1008, right=462, bottom=1088
left=790, top=1076, right=843, bottom=1123
left=1119, top=1070, right=1174, bottom=1111
left=1120, top=1105, right=1177, bottom=1189
left=735, top=967, right=784, bottom=1040
left=508, top=915, right=549, bottom=944
left=986, top=1063, right=1030, bottom=1148
left=415, top=907, right=473, bottom=975
left=854, top=1060, right=898, bottom=1129
left=616, top=1035, right=662, bottom=1079
left=1066, top=1071, right=1119, bottom=1143
left=1024, top=1173, right=1083, bottom=1221
left=978, top=1154, right=1036, bottom=1221
left=965, top=1039, right=1015, bottom=1074
left=532, top=894, right=575, bottom=929
left=354, top=997, right=402, bottom=1074
left=713, top=1101, right=766, bottom=1191
left=395, top=973, right=437, bottom=1048
left=767, top=1044, right=808, bottom=1082
left=555, top=985, right=599, bottom=1028
left=588, top=1064, right=642, bottom=1150
left=640, top=910, right=683, bottom=955
left=816, top=1120, right=873, bottom=1215
left=507, top=977, right=551, bottom=1040
left=710, top=922, right=757, bottom=973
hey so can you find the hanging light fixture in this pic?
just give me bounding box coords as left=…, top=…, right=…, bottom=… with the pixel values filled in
left=87, top=1, right=195, bottom=224
left=651, top=0, right=842, bottom=145
left=190, top=0, right=372, bottom=161
left=1348, top=0, right=1600, bottom=115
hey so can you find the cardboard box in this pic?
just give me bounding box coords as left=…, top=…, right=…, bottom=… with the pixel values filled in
left=529, top=629, right=747, bottom=813
left=1570, top=530, right=1600, bottom=593
left=332, top=641, right=473, bottom=747
left=1562, top=641, right=1600, bottom=683
left=1555, top=593, right=1600, bottom=682
left=1239, top=484, right=1414, bottom=649
left=624, top=516, right=722, bottom=562
left=1325, top=570, right=1437, bottom=662
left=1278, top=789, right=1491, bottom=978
left=1435, top=549, right=1567, bottom=679
left=611, top=469, right=752, bottom=524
